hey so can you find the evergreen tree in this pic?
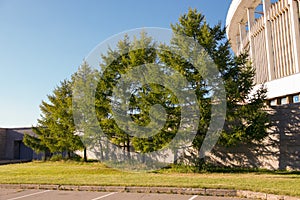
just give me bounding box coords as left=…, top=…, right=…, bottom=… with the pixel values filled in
left=95, top=32, right=183, bottom=161
left=24, top=80, right=85, bottom=159
left=163, top=8, right=269, bottom=162
left=94, top=9, right=268, bottom=165
left=23, top=130, right=50, bottom=160
left=25, top=8, right=269, bottom=166
left=72, top=61, right=100, bottom=161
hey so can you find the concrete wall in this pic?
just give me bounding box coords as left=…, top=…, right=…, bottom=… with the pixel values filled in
left=273, top=104, right=300, bottom=170
left=5, top=128, right=32, bottom=160
left=0, top=128, right=41, bottom=161
left=1, top=104, right=299, bottom=169
left=208, top=104, right=300, bottom=170
left=0, top=129, right=7, bottom=160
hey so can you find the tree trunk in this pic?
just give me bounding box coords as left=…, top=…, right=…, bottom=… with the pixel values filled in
left=99, top=139, right=104, bottom=161
left=173, top=149, right=178, bottom=164
left=196, top=150, right=206, bottom=170
left=126, top=137, right=131, bottom=159
left=67, top=151, right=71, bottom=159
left=83, top=147, right=87, bottom=162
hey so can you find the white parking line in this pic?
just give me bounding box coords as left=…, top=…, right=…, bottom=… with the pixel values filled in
left=188, top=195, right=198, bottom=200
left=90, top=192, right=118, bottom=200
left=7, top=190, right=52, bottom=200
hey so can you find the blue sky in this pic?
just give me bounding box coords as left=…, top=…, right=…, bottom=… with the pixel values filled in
left=0, top=0, right=231, bottom=128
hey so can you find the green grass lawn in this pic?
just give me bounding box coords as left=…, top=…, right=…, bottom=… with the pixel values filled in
left=0, top=161, right=299, bottom=197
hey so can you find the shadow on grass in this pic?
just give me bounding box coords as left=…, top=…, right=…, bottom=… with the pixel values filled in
left=154, top=163, right=300, bottom=175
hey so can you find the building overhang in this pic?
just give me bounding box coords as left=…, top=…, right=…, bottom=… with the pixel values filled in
left=226, top=0, right=261, bottom=53
left=265, top=73, right=300, bottom=99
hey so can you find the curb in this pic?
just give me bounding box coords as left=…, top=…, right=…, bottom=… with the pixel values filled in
left=0, top=184, right=299, bottom=200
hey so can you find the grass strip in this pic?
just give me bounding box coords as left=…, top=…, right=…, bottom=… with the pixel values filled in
left=0, top=161, right=299, bottom=197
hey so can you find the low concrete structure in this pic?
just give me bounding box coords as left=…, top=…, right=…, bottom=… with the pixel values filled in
left=0, top=127, right=41, bottom=161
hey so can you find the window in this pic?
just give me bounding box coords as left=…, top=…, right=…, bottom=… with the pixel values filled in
left=281, top=97, right=288, bottom=105
left=293, top=95, right=300, bottom=103
left=270, top=99, right=277, bottom=106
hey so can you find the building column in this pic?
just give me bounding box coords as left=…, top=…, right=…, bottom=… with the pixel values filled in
left=247, top=8, right=255, bottom=59
left=288, top=0, right=300, bottom=73
left=238, top=22, right=246, bottom=53
left=263, top=0, right=275, bottom=81
left=236, top=34, right=241, bottom=53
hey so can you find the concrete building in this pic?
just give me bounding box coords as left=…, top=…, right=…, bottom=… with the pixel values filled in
left=209, top=0, right=300, bottom=170
left=226, top=0, right=300, bottom=104
left=0, top=128, right=41, bottom=161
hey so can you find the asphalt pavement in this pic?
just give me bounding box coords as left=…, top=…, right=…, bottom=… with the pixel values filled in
left=0, top=189, right=248, bottom=200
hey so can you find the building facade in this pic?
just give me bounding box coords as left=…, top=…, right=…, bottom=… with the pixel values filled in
left=227, top=0, right=300, bottom=105
left=216, top=0, right=300, bottom=170
left=0, top=128, right=41, bottom=161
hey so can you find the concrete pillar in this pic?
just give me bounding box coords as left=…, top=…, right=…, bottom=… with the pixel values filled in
left=288, top=0, right=300, bottom=73
left=247, top=8, right=255, bottom=59
left=263, top=0, right=276, bottom=81
left=238, top=22, right=247, bottom=52
left=236, top=34, right=241, bottom=53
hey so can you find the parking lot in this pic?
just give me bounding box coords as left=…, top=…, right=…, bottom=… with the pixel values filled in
left=0, top=189, right=248, bottom=200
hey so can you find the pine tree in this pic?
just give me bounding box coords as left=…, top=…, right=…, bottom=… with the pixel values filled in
left=72, top=61, right=100, bottom=161
left=23, top=130, right=50, bottom=160
left=164, top=8, right=269, bottom=164
left=95, top=32, right=183, bottom=162
left=24, top=80, right=85, bottom=159
left=25, top=9, right=269, bottom=166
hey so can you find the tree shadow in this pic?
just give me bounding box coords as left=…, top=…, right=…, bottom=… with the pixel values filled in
left=274, top=104, right=300, bottom=170
left=207, top=104, right=300, bottom=170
